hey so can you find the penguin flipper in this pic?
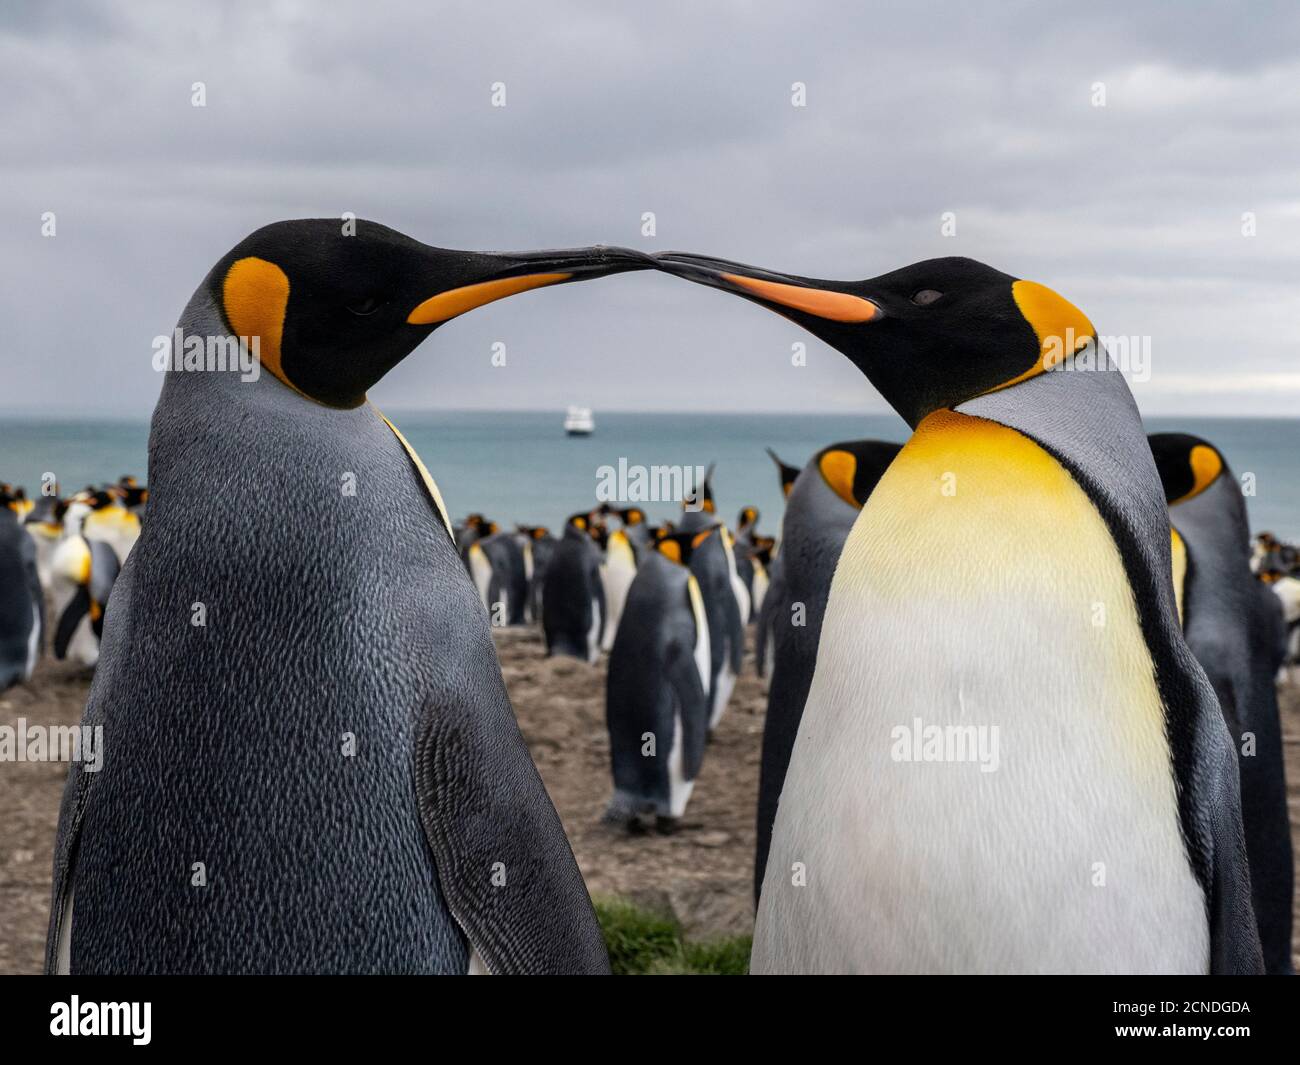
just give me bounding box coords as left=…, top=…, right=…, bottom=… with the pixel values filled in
left=53, top=587, right=90, bottom=659
left=667, top=643, right=708, bottom=780
left=413, top=678, right=610, bottom=975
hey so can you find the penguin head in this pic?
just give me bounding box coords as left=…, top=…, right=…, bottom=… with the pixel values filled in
left=1147, top=433, right=1227, bottom=506
left=515, top=524, right=551, bottom=541
left=209, top=219, right=651, bottom=409
left=814, top=439, right=905, bottom=510
left=653, top=253, right=1095, bottom=428
left=653, top=527, right=715, bottom=566
left=765, top=448, right=802, bottom=498
left=0, top=484, right=23, bottom=512
left=736, top=506, right=759, bottom=533
left=684, top=464, right=716, bottom=514
left=617, top=507, right=646, bottom=527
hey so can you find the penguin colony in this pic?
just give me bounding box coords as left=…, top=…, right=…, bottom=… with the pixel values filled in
left=21, top=219, right=1295, bottom=974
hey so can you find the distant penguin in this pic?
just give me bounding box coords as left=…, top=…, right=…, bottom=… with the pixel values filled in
left=81, top=487, right=141, bottom=567
left=47, top=219, right=649, bottom=974
left=614, top=507, right=651, bottom=552
left=24, top=494, right=64, bottom=590
left=1266, top=573, right=1300, bottom=679
left=732, top=506, right=762, bottom=622
left=655, top=249, right=1261, bottom=973
left=542, top=512, right=606, bottom=663
left=766, top=447, right=802, bottom=499
left=515, top=525, right=555, bottom=623
left=685, top=526, right=744, bottom=731
left=752, top=439, right=901, bottom=903
left=605, top=532, right=712, bottom=828
left=1149, top=432, right=1294, bottom=974
left=0, top=487, right=43, bottom=689
left=461, top=517, right=529, bottom=627
left=600, top=526, right=638, bottom=652
left=117, top=476, right=149, bottom=519
left=48, top=500, right=119, bottom=670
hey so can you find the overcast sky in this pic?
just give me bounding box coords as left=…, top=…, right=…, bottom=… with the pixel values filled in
left=3, top=0, right=1299, bottom=417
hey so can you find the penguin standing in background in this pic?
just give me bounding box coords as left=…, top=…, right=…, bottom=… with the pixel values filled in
left=542, top=512, right=606, bottom=663
left=600, top=523, right=638, bottom=652
left=24, top=493, right=64, bottom=590
left=1149, top=432, right=1294, bottom=974
left=460, top=515, right=529, bottom=627
left=732, top=506, right=763, bottom=621
left=605, top=532, right=712, bottom=828
left=615, top=506, right=652, bottom=553
left=655, top=250, right=1261, bottom=973
left=752, top=439, right=901, bottom=903
left=117, top=477, right=149, bottom=519
left=0, top=486, right=43, bottom=689
left=48, top=219, right=650, bottom=975
left=81, top=487, right=142, bottom=567
left=684, top=525, right=744, bottom=730
left=514, top=525, right=555, bottom=623
left=47, top=493, right=120, bottom=669
left=766, top=447, right=802, bottom=499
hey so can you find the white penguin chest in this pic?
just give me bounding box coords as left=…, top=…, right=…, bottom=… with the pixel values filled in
left=755, top=411, right=1207, bottom=974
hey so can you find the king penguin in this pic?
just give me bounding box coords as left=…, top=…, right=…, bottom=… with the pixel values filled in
left=46, top=219, right=650, bottom=974
left=752, top=439, right=901, bottom=905
left=654, top=250, right=1262, bottom=974
left=0, top=485, right=43, bottom=690
left=604, top=531, right=713, bottom=829
left=542, top=511, right=606, bottom=663
left=1149, top=432, right=1294, bottom=973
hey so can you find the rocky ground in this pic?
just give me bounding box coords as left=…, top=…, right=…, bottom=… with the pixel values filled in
left=2, top=629, right=1297, bottom=973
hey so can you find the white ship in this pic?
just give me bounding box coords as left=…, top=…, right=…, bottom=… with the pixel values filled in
left=564, top=406, right=595, bottom=436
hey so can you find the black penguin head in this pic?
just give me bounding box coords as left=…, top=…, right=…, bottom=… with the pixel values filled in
left=208, top=219, right=651, bottom=409
left=814, top=439, right=905, bottom=510
left=515, top=524, right=551, bottom=540
left=736, top=506, right=759, bottom=532
left=653, top=528, right=715, bottom=566
left=654, top=253, right=1095, bottom=428
left=617, top=507, right=646, bottom=526
left=684, top=463, right=716, bottom=514
left=765, top=448, right=802, bottom=497
left=1147, top=433, right=1227, bottom=506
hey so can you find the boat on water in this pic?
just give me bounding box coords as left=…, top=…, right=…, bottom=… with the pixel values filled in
left=564, top=406, right=595, bottom=436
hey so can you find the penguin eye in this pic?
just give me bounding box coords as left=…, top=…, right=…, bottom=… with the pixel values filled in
left=346, top=296, right=385, bottom=317
left=911, top=289, right=943, bottom=306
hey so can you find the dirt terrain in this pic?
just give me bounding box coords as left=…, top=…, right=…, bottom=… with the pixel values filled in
left=2, top=628, right=1298, bottom=974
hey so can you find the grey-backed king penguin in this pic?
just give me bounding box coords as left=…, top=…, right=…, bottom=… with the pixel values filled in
left=654, top=251, right=1262, bottom=974
left=753, top=439, right=900, bottom=905
left=604, top=531, right=712, bottom=828
left=0, top=486, right=43, bottom=689
left=1149, top=432, right=1293, bottom=974
left=47, top=219, right=649, bottom=974
left=542, top=511, right=606, bottom=663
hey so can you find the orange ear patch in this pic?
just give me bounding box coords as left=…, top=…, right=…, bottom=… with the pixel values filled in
left=721, top=273, right=879, bottom=323
left=999, top=280, right=1095, bottom=391
left=818, top=449, right=860, bottom=508
left=1170, top=444, right=1224, bottom=505
left=223, top=257, right=290, bottom=384
left=658, top=539, right=682, bottom=563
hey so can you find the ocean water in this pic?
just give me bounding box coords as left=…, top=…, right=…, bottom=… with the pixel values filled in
left=1, top=411, right=1297, bottom=541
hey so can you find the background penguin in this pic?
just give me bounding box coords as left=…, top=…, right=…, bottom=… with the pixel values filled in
left=684, top=525, right=744, bottom=731
left=0, top=486, right=44, bottom=689
left=614, top=506, right=652, bottom=552
left=23, top=493, right=64, bottom=590
left=117, top=476, right=149, bottom=519
left=732, top=505, right=764, bottom=621
left=514, top=525, right=555, bottom=623
left=1265, top=572, right=1300, bottom=680
left=654, top=250, right=1261, bottom=974
left=47, top=219, right=649, bottom=975
left=48, top=496, right=119, bottom=669
left=542, top=511, right=607, bottom=664
left=766, top=447, right=802, bottom=499
left=752, top=439, right=901, bottom=904
left=600, top=523, right=638, bottom=652
left=1149, top=431, right=1294, bottom=974
left=604, top=531, right=712, bottom=830
left=460, top=515, right=529, bottom=627
left=81, top=486, right=141, bottom=567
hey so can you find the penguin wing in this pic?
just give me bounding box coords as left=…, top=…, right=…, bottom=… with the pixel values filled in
left=667, top=633, right=709, bottom=780
left=413, top=666, right=610, bottom=975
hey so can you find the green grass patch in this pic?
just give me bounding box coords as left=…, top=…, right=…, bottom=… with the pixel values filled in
left=594, top=896, right=751, bottom=975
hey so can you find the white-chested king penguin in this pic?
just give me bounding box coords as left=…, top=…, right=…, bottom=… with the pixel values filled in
left=46, top=219, right=650, bottom=974
left=654, top=250, right=1262, bottom=974
left=1149, top=432, right=1293, bottom=974
left=605, top=531, right=712, bottom=828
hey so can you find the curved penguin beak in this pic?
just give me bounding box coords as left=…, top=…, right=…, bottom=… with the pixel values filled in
left=408, top=245, right=654, bottom=325
left=653, top=251, right=881, bottom=325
